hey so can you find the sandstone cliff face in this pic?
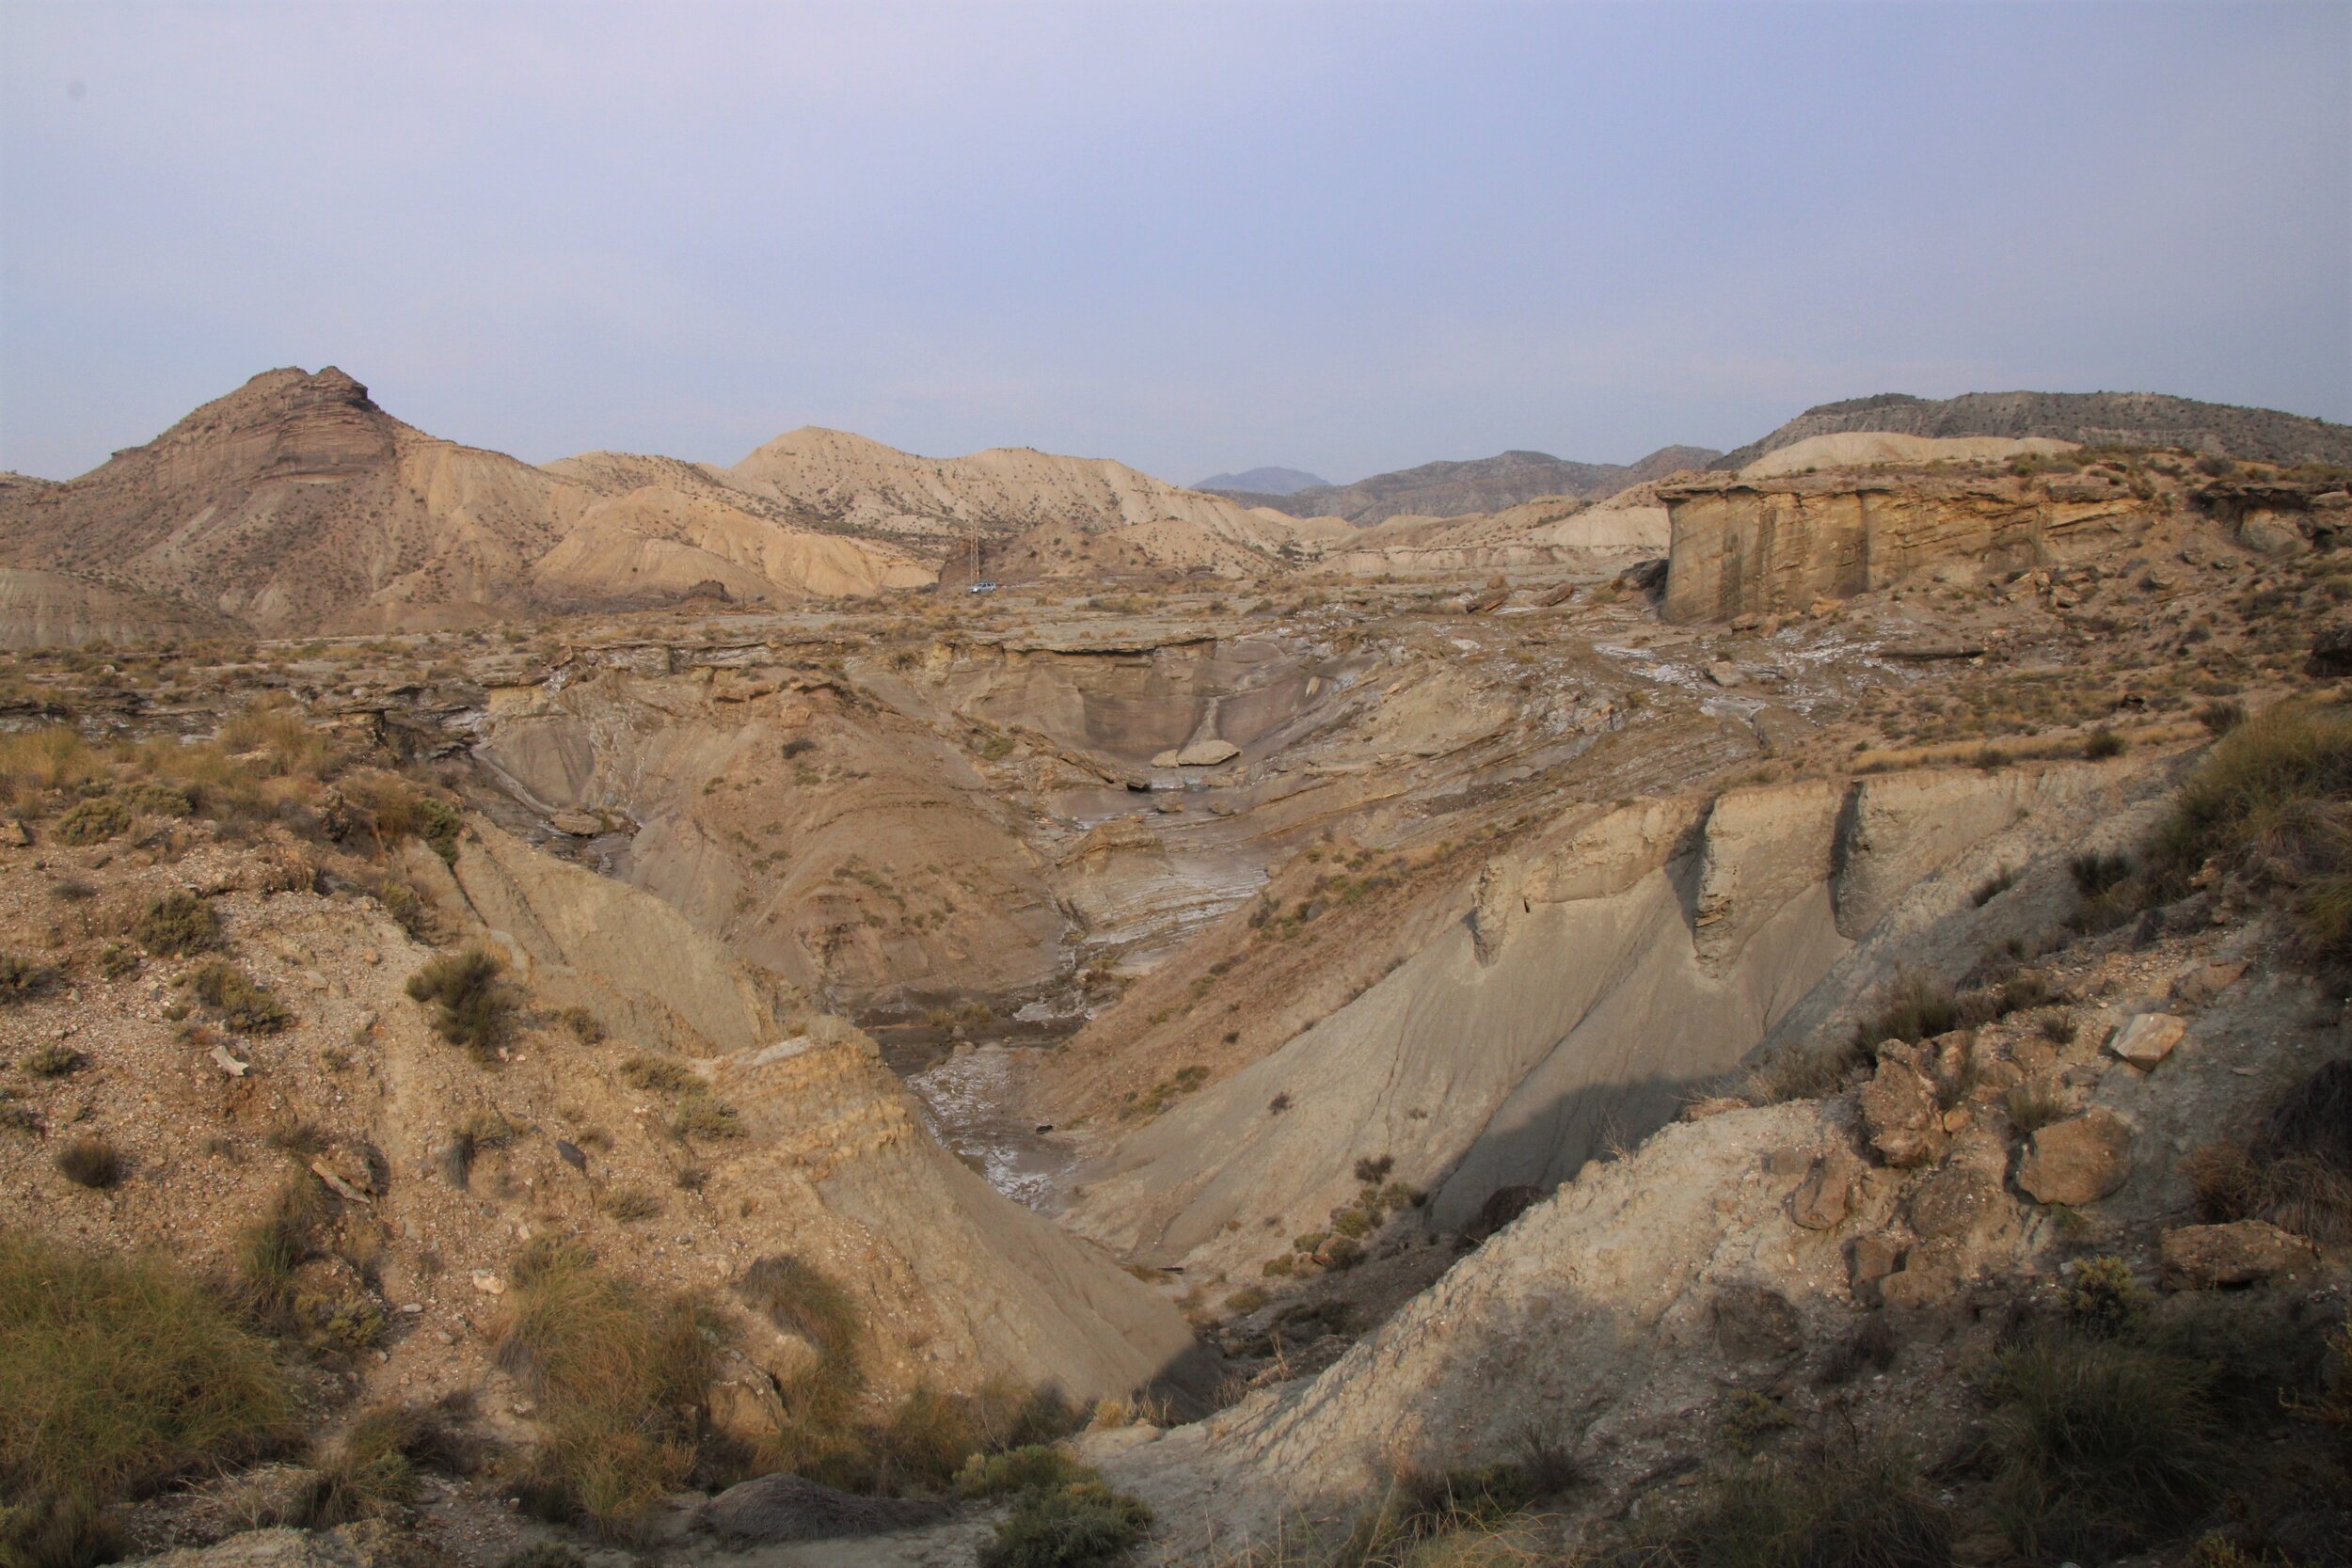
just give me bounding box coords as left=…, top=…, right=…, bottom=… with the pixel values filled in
left=1658, top=469, right=2148, bottom=624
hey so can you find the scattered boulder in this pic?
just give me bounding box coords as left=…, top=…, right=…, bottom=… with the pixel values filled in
left=1850, top=1234, right=1903, bottom=1304
left=2106, top=1011, right=2186, bottom=1069
left=2240, top=512, right=2311, bottom=558
left=1907, top=1162, right=2005, bottom=1244
left=1706, top=661, right=1746, bottom=689
left=1860, top=1045, right=1947, bottom=1168
left=700, top=1471, right=951, bottom=1544
left=2171, top=960, right=2248, bottom=1006
left=548, top=808, right=606, bottom=836
left=1710, top=1282, right=1803, bottom=1361
left=2016, top=1108, right=2133, bottom=1206
left=1790, top=1145, right=1862, bottom=1230
left=2159, top=1220, right=2318, bottom=1290
left=2310, top=621, right=2352, bottom=680
left=1175, top=738, right=1241, bottom=767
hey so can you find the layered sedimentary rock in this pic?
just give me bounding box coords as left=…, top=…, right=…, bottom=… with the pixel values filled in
left=1658, top=468, right=2148, bottom=624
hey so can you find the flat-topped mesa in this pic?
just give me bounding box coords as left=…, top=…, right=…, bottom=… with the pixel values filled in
left=1656, top=463, right=2149, bottom=625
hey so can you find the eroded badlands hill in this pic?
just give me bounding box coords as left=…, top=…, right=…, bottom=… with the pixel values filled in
left=5, top=429, right=2351, bottom=1568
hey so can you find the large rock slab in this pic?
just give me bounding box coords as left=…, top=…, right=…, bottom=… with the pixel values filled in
left=2159, top=1220, right=2318, bottom=1289
left=2016, top=1108, right=2133, bottom=1206
left=2107, top=1012, right=2186, bottom=1069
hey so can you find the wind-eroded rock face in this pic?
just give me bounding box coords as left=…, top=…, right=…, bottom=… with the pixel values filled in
left=1057, top=757, right=2168, bottom=1276
left=1658, top=469, right=2149, bottom=624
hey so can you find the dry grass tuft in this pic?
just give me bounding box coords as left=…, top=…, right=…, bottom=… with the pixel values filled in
left=492, top=1239, right=715, bottom=1536
left=0, top=1232, right=294, bottom=1557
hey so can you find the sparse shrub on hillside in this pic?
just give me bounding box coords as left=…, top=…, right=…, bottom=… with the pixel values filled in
left=597, top=1186, right=663, bottom=1222
left=957, top=1443, right=1093, bottom=1500
left=669, top=1091, right=743, bottom=1141
left=491, top=1241, right=715, bottom=1536
left=2083, top=728, right=2127, bottom=760
left=24, top=1043, right=85, bottom=1078
left=0, top=1232, right=294, bottom=1560
left=406, top=947, right=512, bottom=1061
left=55, top=1136, right=126, bottom=1190
left=217, top=697, right=331, bottom=780
left=1622, top=1447, right=1949, bottom=1568
left=134, top=890, right=220, bottom=956
left=2184, top=1058, right=2352, bottom=1243
left=1979, top=1328, right=2230, bottom=1561
left=1, top=952, right=58, bottom=1003
left=54, top=797, right=131, bottom=846
left=2060, top=1256, right=2149, bottom=1338
left=621, top=1053, right=695, bottom=1093
left=299, top=1398, right=482, bottom=1526
left=0, top=725, right=103, bottom=807
left=119, top=779, right=194, bottom=818
left=236, top=1175, right=329, bottom=1310
left=2005, top=1080, right=2073, bottom=1135
left=188, top=960, right=292, bottom=1034
left=97, top=942, right=139, bottom=980
left=1853, top=974, right=1962, bottom=1048
left=2137, top=700, right=2352, bottom=970
left=978, top=1481, right=1152, bottom=1568
left=558, top=1006, right=605, bottom=1044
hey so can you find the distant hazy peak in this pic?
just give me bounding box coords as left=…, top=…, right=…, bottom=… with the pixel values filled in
left=1232, top=443, right=1724, bottom=525
left=1196, top=467, right=1330, bottom=496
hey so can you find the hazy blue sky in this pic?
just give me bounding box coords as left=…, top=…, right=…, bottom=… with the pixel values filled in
left=3, top=2, right=2345, bottom=485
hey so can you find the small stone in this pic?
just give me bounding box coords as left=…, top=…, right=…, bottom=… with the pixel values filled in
left=2171, top=961, right=2247, bottom=1006
left=1175, top=738, right=1241, bottom=767
left=1790, top=1146, right=1861, bottom=1231
left=2107, top=1012, right=2186, bottom=1069
left=1711, top=1283, right=1803, bottom=1361
left=2017, top=1108, right=2134, bottom=1207
left=210, top=1044, right=250, bottom=1078
left=1706, top=661, right=1746, bottom=689
left=470, top=1271, right=505, bottom=1296
left=1850, top=1234, right=1902, bottom=1299
left=398, top=1302, right=424, bottom=1314
left=361, top=950, right=381, bottom=967
left=2159, top=1220, right=2317, bottom=1289
left=1, top=820, right=29, bottom=847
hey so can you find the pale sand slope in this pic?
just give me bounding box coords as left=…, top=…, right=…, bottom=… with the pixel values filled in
left=725, top=426, right=1311, bottom=557
left=442, top=820, right=1200, bottom=1403
left=1303, top=486, right=1671, bottom=577
left=1740, top=432, right=2077, bottom=478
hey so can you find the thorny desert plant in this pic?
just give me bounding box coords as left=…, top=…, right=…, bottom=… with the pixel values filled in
left=1, top=953, right=59, bottom=1004
left=55, top=1136, right=127, bottom=1190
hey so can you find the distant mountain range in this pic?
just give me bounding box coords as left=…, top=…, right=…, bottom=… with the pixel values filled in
left=1713, top=390, right=2352, bottom=471
left=1196, top=466, right=1328, bottom=496
left=1226, top=445, right=1723, bottom=526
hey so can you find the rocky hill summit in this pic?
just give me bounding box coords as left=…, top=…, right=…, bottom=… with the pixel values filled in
left=1716, top=388, right=2352, bottom=470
